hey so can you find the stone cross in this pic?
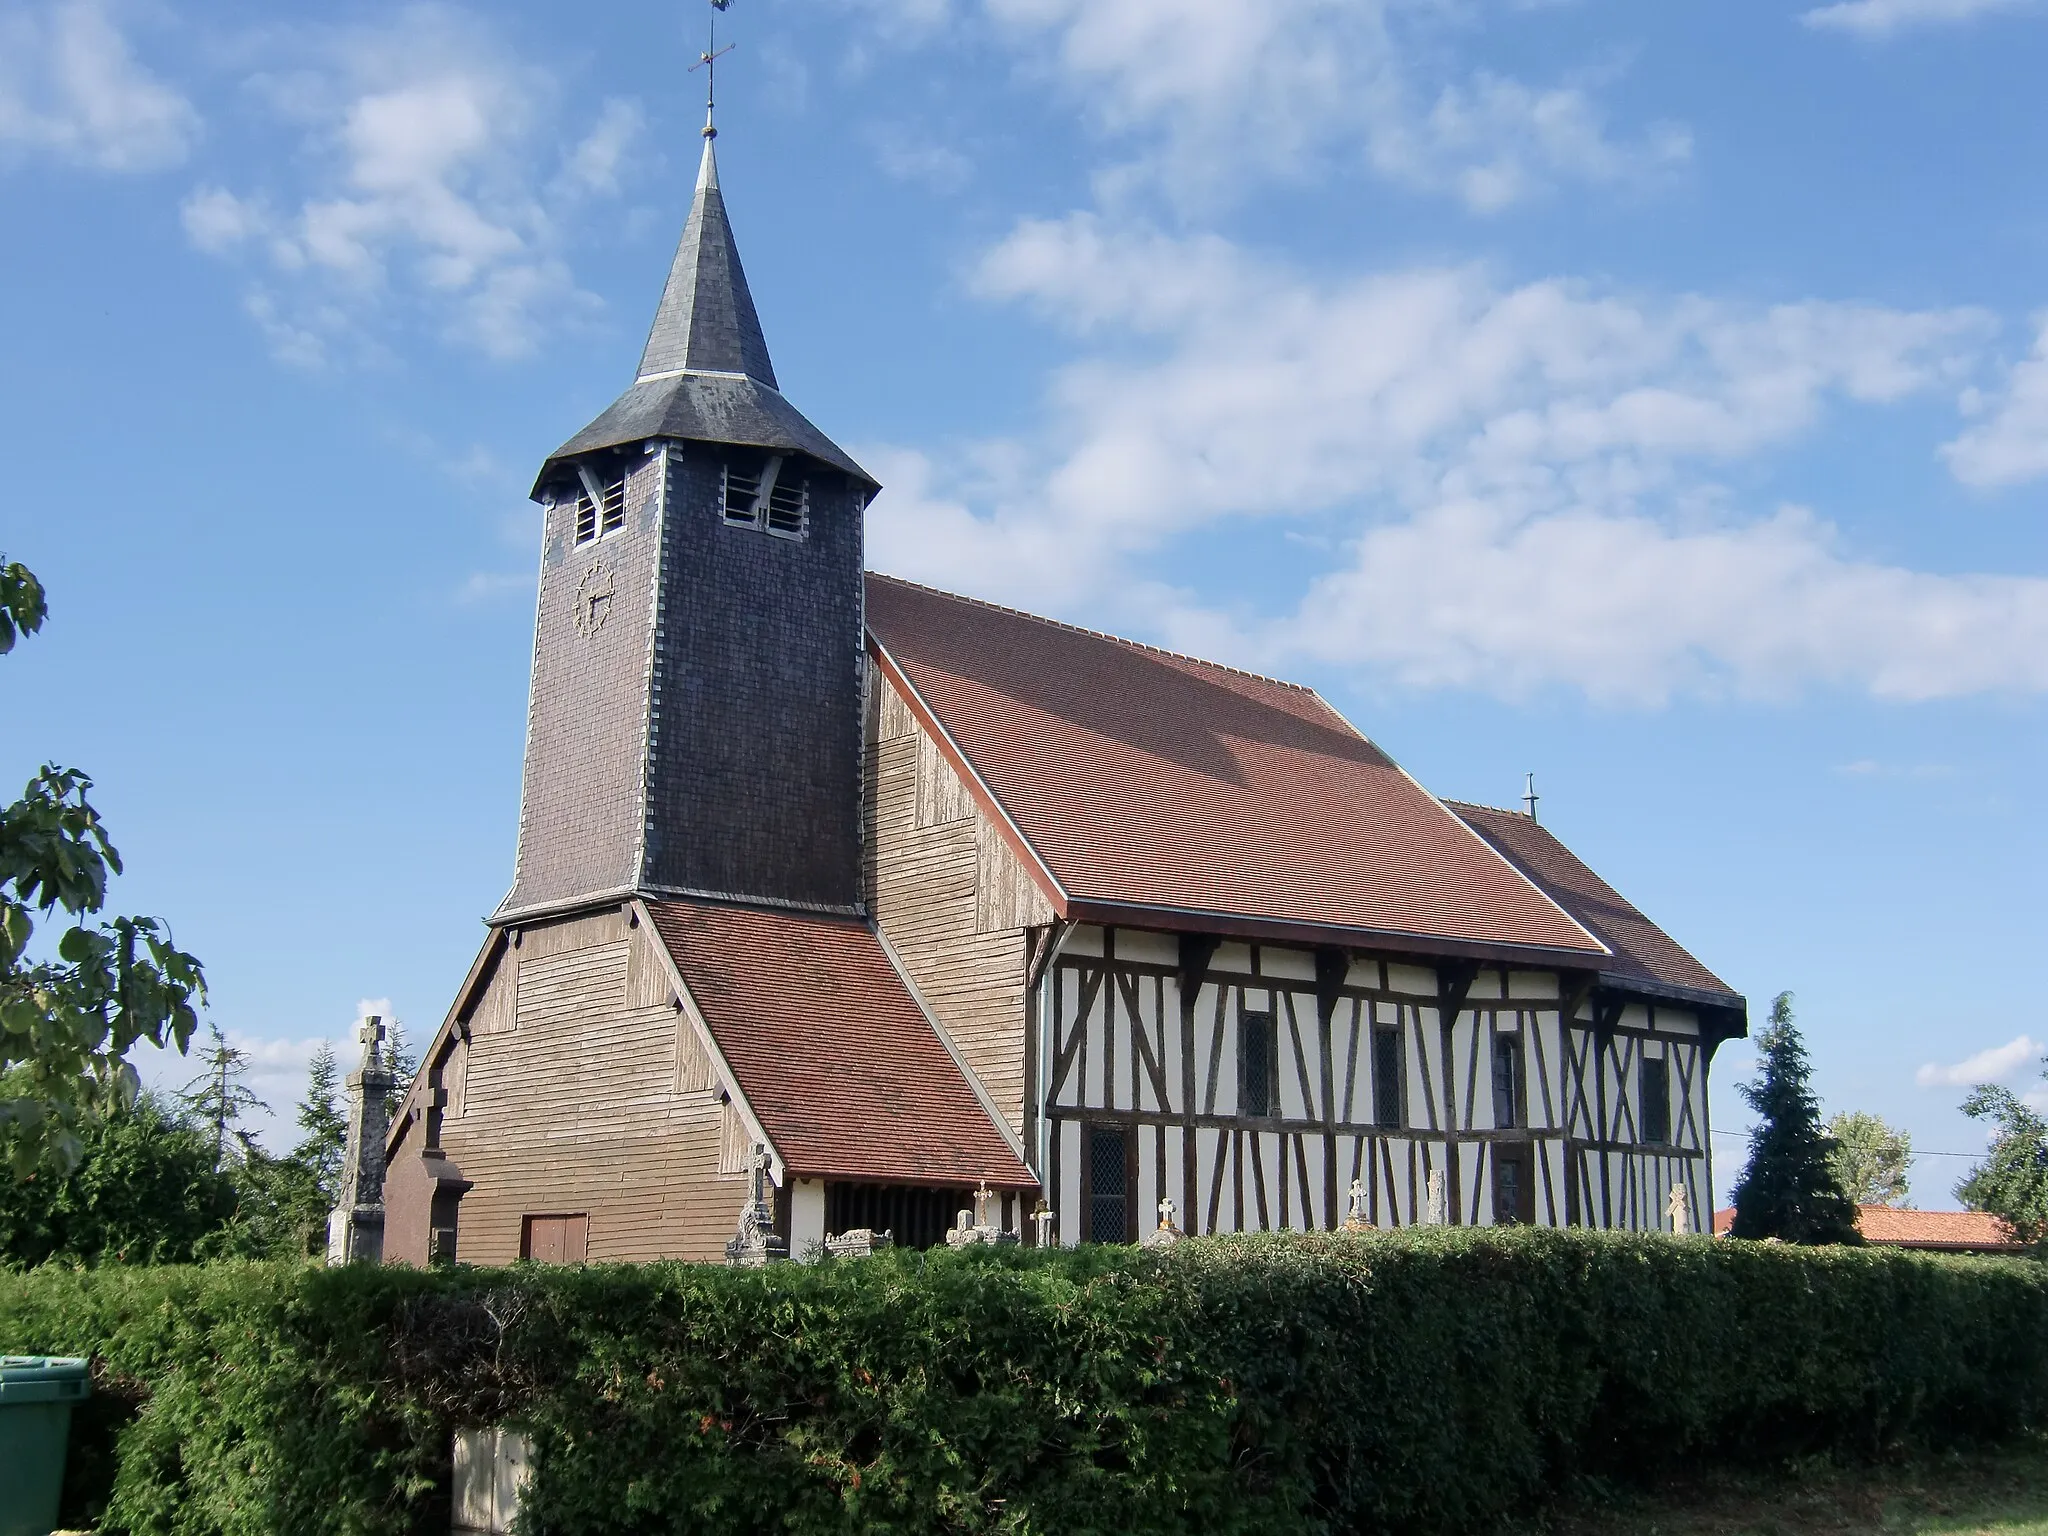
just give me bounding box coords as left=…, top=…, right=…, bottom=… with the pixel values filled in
left=328, top=1014, right=396, bottom=1265
left=1142, top=1194, right=1183, bottom=1249
left=1667, top=1183, right=1690, bottom=1235
left=1425, top=1169, right=1447, bottom=1227
left=1343, top=1178, right=1370, bottom=1231
left=973, top=1179, right=996, bottom=1228
left=1030, top=1201, right=1056, bottom=1248
left=725, top=1143, right=787, bottom=1266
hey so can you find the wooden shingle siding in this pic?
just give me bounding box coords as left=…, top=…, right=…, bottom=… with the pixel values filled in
left=868, top=671, right=1053, bottom=1136
left=436, top=909, right=738, bottom=1265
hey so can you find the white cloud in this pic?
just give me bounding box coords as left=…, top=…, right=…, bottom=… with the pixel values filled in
left=1917, top=1035, right=2043, bottom=1088
left=1278, top=501, right=2048, bottom=701
left=867, top=216, right=2048, bottom=703
left=1833, top=759, right=1954, bottom=778
left=184, top=8, right=637, bottom=363
left=0, top=0, right=196, bottom=171
left=971, top=0, right=1686, bottom=210
left=874, top=131, right=973, bottom=192
left=557, top=98, right=643, bottom=199
left=455, top=570, right=533, bottom=605
left=181, top=184, right=265, bottom=251
left=1804, top=0, right=2040, bottom=37
left=1943, top=316, right=2048, bottom=487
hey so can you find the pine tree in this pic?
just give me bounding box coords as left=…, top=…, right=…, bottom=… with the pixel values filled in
left=234, top=1040, right=351, bottom=1257
left=178, top=1023, right=265, bottom=1168
left=293, top=1041, right=346, bottom=1202
left=1729, top=992, right=1861, bottom=1244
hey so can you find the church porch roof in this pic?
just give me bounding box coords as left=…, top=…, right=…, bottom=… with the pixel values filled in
left=645, top=896, right=1035, bottom=1190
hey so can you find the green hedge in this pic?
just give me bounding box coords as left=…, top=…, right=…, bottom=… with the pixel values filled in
left=3, top=1230, right=2044, bottom=1535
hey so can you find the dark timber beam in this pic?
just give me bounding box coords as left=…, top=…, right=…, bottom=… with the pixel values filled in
left=1436, top=959, right=1479, bottom=1223
left=1315, top=946, right=1348, bottom=1226
left=1178, top=932, right=1220, bottom=1234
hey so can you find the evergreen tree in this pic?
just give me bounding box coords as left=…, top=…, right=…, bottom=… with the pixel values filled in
left=1957, top=1080, right=2048, bottom=1245
left=382, top=1021, right=417, bottom=1123
left=295, top=1041, right=345, bottom=1197
left=1826, top=1110, right=1913, bottom=1207
left=266, top=1041, right=348, bottom=1256
left=178, top=1023, right=264, bottom=1167
left=1729, top=993, right=1862, bottom=1244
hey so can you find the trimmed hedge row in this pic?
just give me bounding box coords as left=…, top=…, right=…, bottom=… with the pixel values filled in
left=3, top=1229, right=2045, bottom=1535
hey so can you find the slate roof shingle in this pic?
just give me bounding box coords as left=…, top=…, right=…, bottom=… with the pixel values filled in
left=537, top=140, right=875, bottom=489
left=1446, top=800, right=1738, bottom=1003
left=864, top=574, right=1608, bottom=963
left=646, top=897, right=1035, bottom=1189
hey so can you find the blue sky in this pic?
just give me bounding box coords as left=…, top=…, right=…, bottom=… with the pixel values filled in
left=5, top=0, right=2047, bottom=1207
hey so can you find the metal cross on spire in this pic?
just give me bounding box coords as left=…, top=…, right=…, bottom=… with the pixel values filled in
left=691, top=0, right=737, bottom=141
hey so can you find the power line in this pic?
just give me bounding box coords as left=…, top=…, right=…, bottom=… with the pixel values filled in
left=1708, top=1129, right=1984, bottom=1159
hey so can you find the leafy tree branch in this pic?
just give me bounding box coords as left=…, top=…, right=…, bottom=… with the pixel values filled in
left=1958, top=1078, right=2048, bottom=1246
left=1, top=557, right=206, bottom=1175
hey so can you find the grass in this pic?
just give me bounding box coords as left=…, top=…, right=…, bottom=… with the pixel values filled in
left=1504, top=1438, right=2048, bottom=1535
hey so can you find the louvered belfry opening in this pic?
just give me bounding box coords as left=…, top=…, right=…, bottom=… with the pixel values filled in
left=720, top=451, right=809, bottom=537
left=575, top=475, right=626, bottom=544
left=825, top=1182, right=971, bottom=1251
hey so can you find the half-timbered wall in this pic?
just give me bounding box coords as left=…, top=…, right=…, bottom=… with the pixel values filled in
left=1041, top=926, right=1713, bottom=1242
left=866, top=669, right=1055, bottom=1135
left=1559, top=998, right=1713, bottom=1234
left=429, top=908, right=746, bottom=1264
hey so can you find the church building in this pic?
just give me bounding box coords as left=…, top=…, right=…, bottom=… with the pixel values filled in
left=379, top=119, right=1746, bottom=1265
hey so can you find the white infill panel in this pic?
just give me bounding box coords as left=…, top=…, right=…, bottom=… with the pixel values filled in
left=791, top=1178, right=826, bottom=1259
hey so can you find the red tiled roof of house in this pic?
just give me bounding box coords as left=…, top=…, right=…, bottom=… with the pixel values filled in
left=1855, top=1205, right=2022, bottom=1251
left=1712, top=1205, right=2023, bottom=1252
left=1446, top=801, right=1739, bottom=1003
left=864, top=575, right=1607, bottom=962
left=646, top=898, right=1035, bottom=1189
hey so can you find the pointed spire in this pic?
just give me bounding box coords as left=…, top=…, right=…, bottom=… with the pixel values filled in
left=635, top=137, right=778, bottom=389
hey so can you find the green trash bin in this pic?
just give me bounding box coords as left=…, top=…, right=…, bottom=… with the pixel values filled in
left=0, top=1356, right=90, bottom=1536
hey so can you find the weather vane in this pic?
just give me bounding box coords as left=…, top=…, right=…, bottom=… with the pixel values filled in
left=690, top=0, right=737, bottom=140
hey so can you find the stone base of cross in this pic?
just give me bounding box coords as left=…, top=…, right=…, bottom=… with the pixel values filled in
left=1141, top=1196, right=1183, bottom=1249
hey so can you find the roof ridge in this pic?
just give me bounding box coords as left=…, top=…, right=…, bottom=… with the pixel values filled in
left=866, top=572, right=1318, bottom=695
left=1441, top=798, right=1540, bottom=823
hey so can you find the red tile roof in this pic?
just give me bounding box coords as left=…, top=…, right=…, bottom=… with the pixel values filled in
left=864, top=575, right=1606, bottom=963
left=1855, top=1205, right=2022, bottom=1252
left=1446, top=801, right=1739, bottom=1003
left=1713, top=1205, right=2024, bottom=1252
left=646, top=898, right=1035, bottom=1189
